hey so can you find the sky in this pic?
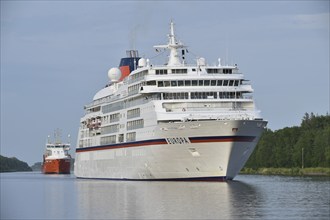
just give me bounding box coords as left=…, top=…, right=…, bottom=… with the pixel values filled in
left=1, top=1, right=329, bottom=165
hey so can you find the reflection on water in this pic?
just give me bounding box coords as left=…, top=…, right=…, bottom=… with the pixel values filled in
left=75, top=178, right=262, bottom=219
left=1, top=172, right=329, bottom=219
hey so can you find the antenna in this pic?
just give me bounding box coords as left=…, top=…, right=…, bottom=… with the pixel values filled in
left=54, top=128, right=62, bottom=144
left=153, top=20, right=187, bottom=66
left=67, top=134, right=71, bottom=145
left=225, top=32, right=229, bottom=66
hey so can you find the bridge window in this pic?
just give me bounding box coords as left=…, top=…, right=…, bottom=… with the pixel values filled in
left=156, top=69, right=168, bottom=75
left=223, top=69, right=232, bottom=74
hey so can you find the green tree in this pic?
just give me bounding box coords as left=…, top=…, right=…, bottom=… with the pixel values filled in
left=245, top=113, right=330, bottom=169
left=0, top=155, right=32, bottom=172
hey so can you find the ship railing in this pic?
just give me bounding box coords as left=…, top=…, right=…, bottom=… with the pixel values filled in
left=164, top=107, right=256, bottom=114
left=85, top=93, right=123, bottom=109
left=183, top=111, right=259, bottom=121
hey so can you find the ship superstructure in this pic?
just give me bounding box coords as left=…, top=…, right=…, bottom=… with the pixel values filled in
left=74, top=21, right=267, bottom=180
left=42, top=131, right=71, bottom=174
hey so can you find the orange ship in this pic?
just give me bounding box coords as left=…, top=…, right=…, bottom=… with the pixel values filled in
left=42, top=132, right=71, bottom=174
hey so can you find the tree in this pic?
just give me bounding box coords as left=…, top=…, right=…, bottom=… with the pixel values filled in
left=245, top=113, right=330, bottom=168
left=0, top=155, right=32, bottom=172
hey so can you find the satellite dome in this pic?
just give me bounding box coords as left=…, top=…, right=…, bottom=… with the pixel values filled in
left=138, top=58, right=147, bottom=68
left=108, top=68, right=122, bottom=82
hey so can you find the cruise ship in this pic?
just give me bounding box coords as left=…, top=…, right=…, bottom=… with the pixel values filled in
left=74, top=21, right=267, bottom=180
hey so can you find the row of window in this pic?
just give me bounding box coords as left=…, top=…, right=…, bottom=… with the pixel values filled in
left=100, top=135, right=116, bottom=145
left=155, top=68, right=234, bottom=75
left=155, top=69, right=188, bottom=75
left=101, top=124, right=119, bottom=134
left=206, top=68, right=233, bottom=74
left=128, top=82, right=145, bottom=95
left=100, top=132, right=137, bottom=145
left=100, top=89, right=247, bottom=116
left=127, top=119, right=144, bottom=131
left=127, top=108, right=140, bottom=119
left=172, top=69, right=188, bottom=74
left=163, top=92, right=189, bottom=100
left=129, top=70, right=148, bottom=84
left=101, top=96, right=147, bottom=115
left=162, top=92, right=243, bottom=100
left=102, top=102, right=124, bottom=114
left=126, top=132, right=136, bottom=142
left=102, top=113, right=120, bottom=124
left=157, top=79, right=240, bottom=87
left=191, top=92, right=219, bottom=99
left=155, top=69, right=168, bottom=75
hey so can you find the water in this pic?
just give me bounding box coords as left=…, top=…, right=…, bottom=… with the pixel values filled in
left=1, top=172, right=329, bottom=219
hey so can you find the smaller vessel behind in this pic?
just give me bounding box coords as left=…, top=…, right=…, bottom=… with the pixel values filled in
left=42, top=130, right=71, bottom=174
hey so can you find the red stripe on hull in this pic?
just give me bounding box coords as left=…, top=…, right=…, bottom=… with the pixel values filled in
left=76, top=136, right=255, bottom=153
left=42, top=159, right=71, bottom=174
left=76, top=140, right=167, bottom=153
left=190, top=137, right=255, bottom=143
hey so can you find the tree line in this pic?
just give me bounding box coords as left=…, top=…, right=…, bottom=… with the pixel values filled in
left=0, top=155, right=32, bottom=172
left=245, top=113, right=330, bottom=168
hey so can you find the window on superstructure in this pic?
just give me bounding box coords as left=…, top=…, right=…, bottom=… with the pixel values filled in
left=127, top=119, right=144, bottom=130
left=91, top=106, right=101, bottom=112
left=206, top=69, right=221, bottom=74
left=164, top=81, right=170, bottom=87
left=163, top=92, right=189, bottom=100
left=217, top=80, right=223, bottom=86
left=234, top=80, right=239, bottom=86
left=101, top=124, right=119, bottom=134
left=127, top=132, right=136, bottom=142
left=156, top=69, right=168, bottom=75
left=146, top=81, right=156, bottom=86
left=223, top=69, right=232, bottom=74
left=128, top=83, right=144, bottom=95
left=192, top=80, right=198, bottom=86
left=158, top=81, right=164, bottom=87
left=229, top=80, right=234, bottom=86
left=223, top=80, right=229, bottom=86
left=100, top=135, right=116, bottom=145
left=118, top=134, right=124, bottom=143
left=110, top=113, right=120, bottom=123
left=178, top=80, right=184, bottom=86
left=204, top=80, right=210, bottom=86
left=172, top=69, right=187, bottom=74
left=171, top=81, right=177, bottom=86
left=127, top=108, right=140, bottom=119
left=102, top=102, right=124, bottom=113
left=198, top=80, right=203, bottom=86
left=184, top=80, right=191, bottom=86
left=191, top=92, right=217, bottom=99
left=211, top=80, right=217, bottom=86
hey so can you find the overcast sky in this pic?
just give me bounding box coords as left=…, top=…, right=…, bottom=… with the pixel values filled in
left=1, top=1, right=329, bottom=165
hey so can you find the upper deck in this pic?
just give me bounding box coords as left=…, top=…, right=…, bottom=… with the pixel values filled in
left=83, top=21, right=257, bottom=118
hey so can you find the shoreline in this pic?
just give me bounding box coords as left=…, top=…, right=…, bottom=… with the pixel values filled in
left=240, top=167, right=330, bottom=177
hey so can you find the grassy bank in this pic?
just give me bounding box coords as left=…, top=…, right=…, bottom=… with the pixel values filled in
left=240, top=167, right=330, bottom=176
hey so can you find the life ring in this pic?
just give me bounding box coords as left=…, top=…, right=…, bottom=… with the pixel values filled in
left=182, top=108, right=186, bottom=112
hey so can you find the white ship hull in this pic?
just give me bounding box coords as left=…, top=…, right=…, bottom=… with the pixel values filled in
left=74, top=120, right=265, bottom=180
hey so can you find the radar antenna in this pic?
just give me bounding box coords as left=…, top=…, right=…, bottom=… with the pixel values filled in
left=154, top=20, right=186, bottom=66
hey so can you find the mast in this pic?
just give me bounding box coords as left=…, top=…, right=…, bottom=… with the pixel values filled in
left=154, top=20, right=186, bottom=66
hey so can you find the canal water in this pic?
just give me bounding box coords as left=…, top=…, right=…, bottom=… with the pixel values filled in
left=1, top=172, right=329, bottom=219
